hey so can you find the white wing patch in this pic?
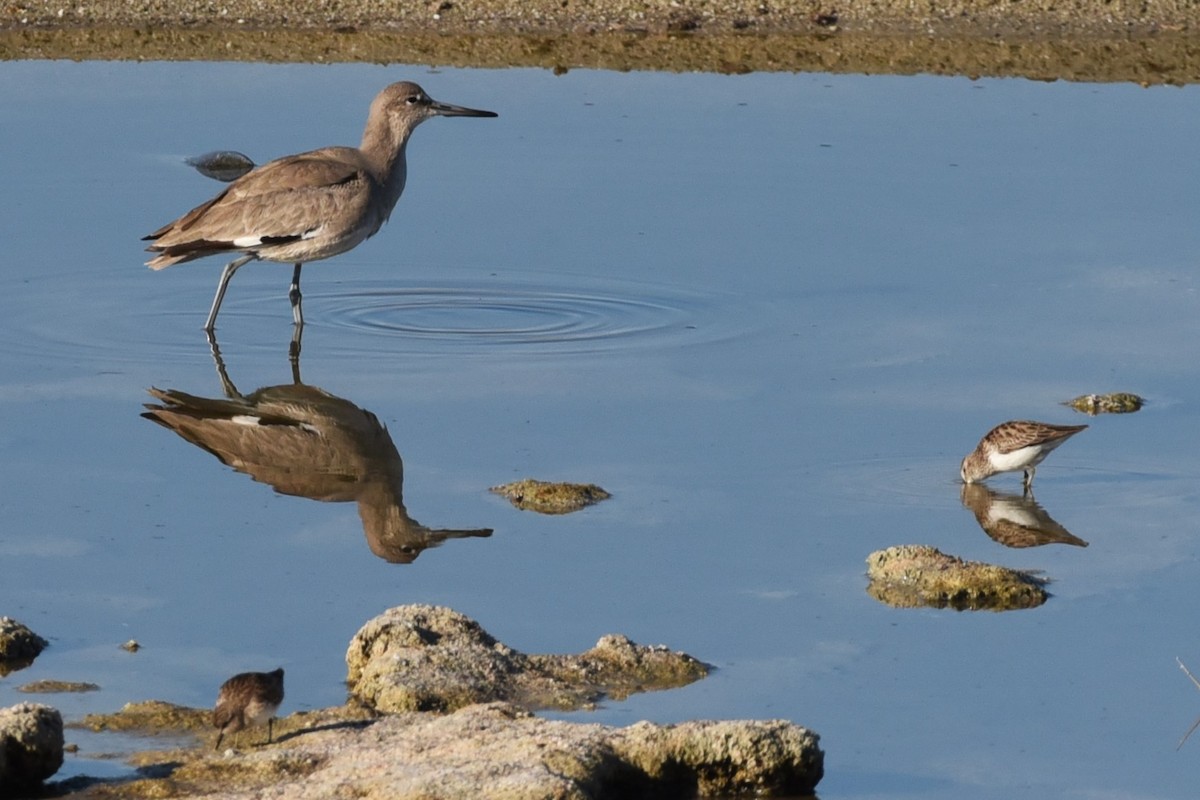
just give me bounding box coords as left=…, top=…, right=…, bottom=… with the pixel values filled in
left=228, top=415, right=321, bottom=435
left=230, top=224, right=324, bottom=248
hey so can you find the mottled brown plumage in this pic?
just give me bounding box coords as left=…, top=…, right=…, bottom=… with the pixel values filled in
left=213, top=668, right=284, bottom=751
left=960, top=483, right=1088, bottom=548
left=960, top=420, right=1087, bottom=491
left=144, top=81, right=496, bottom=330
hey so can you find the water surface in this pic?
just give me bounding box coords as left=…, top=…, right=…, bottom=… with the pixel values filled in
left=1, top=61, right=1200, bottom=798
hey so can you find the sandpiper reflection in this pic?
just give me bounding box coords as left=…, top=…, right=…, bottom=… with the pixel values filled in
left=960, top=483, right=1088, bottom=549
left=142, top=333, right=492, bottom=563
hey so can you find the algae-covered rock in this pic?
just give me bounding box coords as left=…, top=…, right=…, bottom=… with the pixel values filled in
left=0, top=703, right=64, bottom=793
left=346, top=605, right=706, bottom=713
left=75, top=704, right=372, bottom=769
left=1065, top=392, right=1144, bottom=415
left=0, top=617, right=48, bottom=674
left=77, top=700, right=213, bottom=735
left=490, top=479, right=610, bottom=514
left=17, top=680, right=101, bottom=694
left=866, top=545, right=1048, bottom=611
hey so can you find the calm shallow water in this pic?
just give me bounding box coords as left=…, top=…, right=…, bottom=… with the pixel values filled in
left=2, top=60, right=1200, bottom=798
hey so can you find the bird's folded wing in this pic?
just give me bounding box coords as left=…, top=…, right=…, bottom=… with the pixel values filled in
left=146, top=148, right=371, bottom=249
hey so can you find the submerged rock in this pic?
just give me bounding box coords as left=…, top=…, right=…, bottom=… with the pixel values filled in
left=17, top=680, right=101, bottom=694
left=490, top=479, right=611, bottom=514
left=185, top=150, right=256, bottom=182
left=0, top=617, right=48, bottom=675
left=0, top=703, right=64, bottom=793
left=78, top=700, right=213, bottom=735
left=866, top=544, right=1048, bottom=611
left=87, top=702, right=822, bottom=799
left=346, top=605, right=707, bottom=713
left=1065, top=392, right=1144, bottom=415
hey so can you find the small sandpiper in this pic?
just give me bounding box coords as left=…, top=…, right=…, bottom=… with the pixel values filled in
left=960, top=420, right=1087, bottom=492
left=213, top=667, right=285, bottom=750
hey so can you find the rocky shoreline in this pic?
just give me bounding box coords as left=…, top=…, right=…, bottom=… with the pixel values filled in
left=2, top=607, right=824, bottom=798
left=64, top=702, right=822, bottom=799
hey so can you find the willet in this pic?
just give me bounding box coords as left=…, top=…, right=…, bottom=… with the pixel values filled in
left=960, top=420, right=1087, bottom=492
left=141, top=336, right=493, bottom=564
left=144, top=82, right=497, bottom=331
left=213, top=667, right=285, bottom=750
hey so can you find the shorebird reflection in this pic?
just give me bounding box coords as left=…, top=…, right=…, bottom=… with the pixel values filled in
left=960, top=483, right=1088, bottom=549
left=141, top=334, right=492, bottom=563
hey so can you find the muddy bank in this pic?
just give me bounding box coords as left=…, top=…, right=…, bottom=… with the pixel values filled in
left=4, top=0, right=1198, bottom=36
left=4, top=1, right=1200, bottom=83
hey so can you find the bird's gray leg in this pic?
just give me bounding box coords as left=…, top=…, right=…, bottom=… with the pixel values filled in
left=1023, top=467, right=1036, bottom=494
left=204, top=254, right=256, bottom=331
left=214, top=731, right=224, bottom=752
left=267, top=718, right=274, bottom=745
left=289, top=263, right=304, bottom=327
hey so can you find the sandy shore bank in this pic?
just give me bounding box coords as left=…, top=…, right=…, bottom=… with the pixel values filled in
left=3, top=0, right=1200, bottom=83
left=5, top=0, right=1198, bottom=36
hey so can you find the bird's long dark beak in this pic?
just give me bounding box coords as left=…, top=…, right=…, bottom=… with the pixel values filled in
left=431, top=99, right=498, bottom=118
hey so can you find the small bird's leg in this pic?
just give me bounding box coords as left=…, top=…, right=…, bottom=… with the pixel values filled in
left=267, top=718, right=275, bottom=745
left=1023, top=467, right=1036, bottom=494
left=289, top=263, right=304, bottom=327
left=214, top=731, right=225, bottom=751
left=205, top=254, right=256, bottom=332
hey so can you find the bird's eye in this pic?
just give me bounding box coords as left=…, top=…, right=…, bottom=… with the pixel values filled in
left=405, top=94, right=422, bottom=105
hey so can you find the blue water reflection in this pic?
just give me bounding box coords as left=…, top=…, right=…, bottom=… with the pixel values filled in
left=141, top=333, right=493, bottom=563
left=1, top=60, right=1199, bottom=799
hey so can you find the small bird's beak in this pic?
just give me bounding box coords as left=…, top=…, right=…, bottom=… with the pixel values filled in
left=430, top=100, right=498, bottom=118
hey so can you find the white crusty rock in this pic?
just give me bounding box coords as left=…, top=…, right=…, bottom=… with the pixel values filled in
left=346, top=605, right=708, bottom=713
left=152, top=702, right=823, bottom=798
left=0, top=703, right=64, bottom=793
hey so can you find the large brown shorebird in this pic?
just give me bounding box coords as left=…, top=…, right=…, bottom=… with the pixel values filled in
left=145, top=82, right=497, bottom=331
